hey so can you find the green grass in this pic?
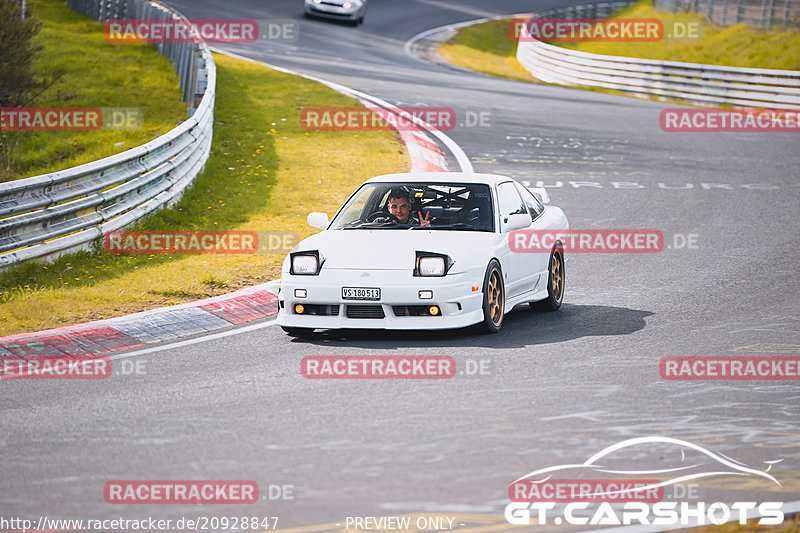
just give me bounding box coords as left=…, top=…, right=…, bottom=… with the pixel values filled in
left=559, top=1, right=800, bottom=69
left=438, top=0, right=800, bottom=86
left=1, top=0, right=185, bottom=181
left=0, top=51, right=408, bottom=336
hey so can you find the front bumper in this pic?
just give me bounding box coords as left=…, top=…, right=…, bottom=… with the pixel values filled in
left=277, top=268, right=483, bottom=330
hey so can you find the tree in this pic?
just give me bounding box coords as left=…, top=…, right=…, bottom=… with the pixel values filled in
left=0, top=0, right=43, bottom=180
left=0, top=0, right=42, bottom=108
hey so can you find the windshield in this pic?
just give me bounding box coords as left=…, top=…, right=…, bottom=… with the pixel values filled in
left=329, top=182, right=494, bottom=231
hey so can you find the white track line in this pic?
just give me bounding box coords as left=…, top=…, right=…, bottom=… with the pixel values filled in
left=106, top=318, right=278, bottom=362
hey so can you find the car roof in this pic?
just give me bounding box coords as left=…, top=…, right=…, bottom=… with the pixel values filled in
left=365, top=172, right=513, bottom=186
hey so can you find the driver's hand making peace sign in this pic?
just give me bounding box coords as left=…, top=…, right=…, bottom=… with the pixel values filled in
left=419, top=211, right=431, bottom=227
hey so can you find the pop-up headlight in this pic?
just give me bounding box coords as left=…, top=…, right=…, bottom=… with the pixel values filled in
left=414, top=252, right=453, bottom=277
left=290, top=251, right=322, bottom=275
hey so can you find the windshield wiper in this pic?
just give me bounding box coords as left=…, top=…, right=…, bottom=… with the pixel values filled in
left=351, top=221, right=408, bottom=229
left=429, top=223, right=481, bottom=230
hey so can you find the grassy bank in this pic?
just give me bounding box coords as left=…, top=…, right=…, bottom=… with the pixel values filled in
left=558, top=1, right=800, bottom=69
left=2, top=0, right=186, bottom=181
left=0, top=51, right=408, bottom=336
left=438, top=0, right=800, bottom=86
left=438, top=19, right=534, bottom=82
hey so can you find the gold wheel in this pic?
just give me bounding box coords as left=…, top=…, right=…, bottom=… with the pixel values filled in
left=487, top=267, right=504, bottom=327
left=551, top=251, right=564, bottom=304
left=530, top=248, right=565, bottom=312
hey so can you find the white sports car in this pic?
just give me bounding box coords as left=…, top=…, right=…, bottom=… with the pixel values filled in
left=304, top=0, right=367, bottom=24
left=277, top=172, right=569, bottom=336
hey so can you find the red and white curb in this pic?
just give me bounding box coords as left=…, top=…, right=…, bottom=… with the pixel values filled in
left=400, top=130, right=447, bottom=172
left=0, top=282, right=280, bottom=360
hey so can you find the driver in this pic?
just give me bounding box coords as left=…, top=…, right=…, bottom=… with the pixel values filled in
left=387, top=188, right=430, bottom=227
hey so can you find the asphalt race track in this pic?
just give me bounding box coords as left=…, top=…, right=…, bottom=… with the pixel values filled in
left=2, top=0, right=799, bottom=530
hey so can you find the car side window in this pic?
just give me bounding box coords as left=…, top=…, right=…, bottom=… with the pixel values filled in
left=497, top=182, right=527, bottom=218
left=514, top=182, right=545, bottom=221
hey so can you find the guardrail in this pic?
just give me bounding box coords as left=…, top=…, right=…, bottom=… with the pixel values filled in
left=0, top=0, right=215, bottom=269
left=516, top=2, right=800, bottom=108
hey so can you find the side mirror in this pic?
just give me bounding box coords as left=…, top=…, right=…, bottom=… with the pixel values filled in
left=528, top=187, right=550, bottom=204
left=307, top=212, right=329, bottom=229
left=502, top=213, right=531, bottom=232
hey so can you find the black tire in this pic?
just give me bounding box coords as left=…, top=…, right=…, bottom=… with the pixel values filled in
left=481, top=260, right=505, bottom=333
left=530, top=248, right=565, bottom=311
left=281, top=326, right=315, bottom=337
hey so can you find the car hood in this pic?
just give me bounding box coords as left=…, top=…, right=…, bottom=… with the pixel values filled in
left=291, top=230, right=501, bottom=271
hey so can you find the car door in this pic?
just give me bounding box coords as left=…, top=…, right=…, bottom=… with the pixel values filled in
left=514, top=182, right=567, bottom=286
left=496, top=181, right=532, bottom=298
left=513, top=182, right=554, bottom=290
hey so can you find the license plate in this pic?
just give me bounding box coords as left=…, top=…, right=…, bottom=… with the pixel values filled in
left=342, top=287, right=381, bottom=300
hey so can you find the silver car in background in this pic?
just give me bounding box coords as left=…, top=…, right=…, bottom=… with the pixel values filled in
left=304, top=0, right=367, bottom=24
